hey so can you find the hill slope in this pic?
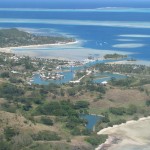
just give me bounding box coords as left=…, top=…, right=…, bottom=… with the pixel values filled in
left=0, top=28, right=74, bottom=48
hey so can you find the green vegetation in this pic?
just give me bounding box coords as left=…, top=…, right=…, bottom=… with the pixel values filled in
left=0, top=28, right=74, bottom=48
left=4, top=127, right=19, bottom=141
left=32, top=131, right=61, bottom=141
left=0, top=40, right=149, bottom=149
left=40, top=117, right=54, bottom=126
left=94, top=63, right=150, bottom=74
left=85, top=134, right=108, bottom=146
left=146, top=100, right=150, bottom=106
left=104, top=53, right=127, bottom=59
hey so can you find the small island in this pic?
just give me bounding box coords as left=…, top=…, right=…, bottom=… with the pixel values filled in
left=0, top=28, right=75, bottom=48
left=104, top=53, right=128, bottom=60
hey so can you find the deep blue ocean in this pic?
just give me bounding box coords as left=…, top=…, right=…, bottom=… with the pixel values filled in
left=0, top=0, right=150, bottom=62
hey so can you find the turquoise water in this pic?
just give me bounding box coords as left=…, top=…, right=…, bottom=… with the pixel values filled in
left=81, top=114, right=102, bottom=130
left=32, top=71, right=74, bottom=85
left=32, top=61, right=127, bottom=85
left=1, top=1, right=150, bottom=149
left=32, top=71, right=127, bottom=85
left=93, top=72, right=127, bottom=83
left=0, top=1, right=150, bottom=61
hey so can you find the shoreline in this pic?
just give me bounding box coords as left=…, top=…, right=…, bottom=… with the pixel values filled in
left=106, top=60, right=150, bottom=66
left=0, top=40, right=78, bottom=53
left=0, top=41, right=150, bottom=66
left=96, top=116, right=150, bottom=150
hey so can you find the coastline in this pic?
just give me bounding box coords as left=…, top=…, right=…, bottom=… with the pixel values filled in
left=0, top=40, right=78, bottom=54
left=96, top=116, right=150, bottom=150
left=0, top=40, right=133, bottom=62
left=1, top=40, right=150, bottom=66
left=106, top=60, right=150, bottom=66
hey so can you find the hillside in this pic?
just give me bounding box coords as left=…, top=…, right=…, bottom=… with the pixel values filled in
left=0, top=52, right=150, bottom=150
left=0, top=28, right=74, bottom=48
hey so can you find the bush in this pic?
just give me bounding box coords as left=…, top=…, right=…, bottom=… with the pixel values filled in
left=74, top=101, right=89, bottom=109
left=0, top=83, right=24, bottom=99
left=67, top=88, right=76, bottom=96
left=101, top=113, right=110, bottom=123
left=0, top=141, right=10, bottom=150
left=126, top=104, right=137, bottom=115
left=146, top=100, right=150, bottom=106
left=85, top=134, right=108, bottom=146
left=133, top=115, right=139, bottom=120
left=32, top=131, right=61, bottom=141
left=1, top=72, right=10, bottom=78
left=109, top=107, right=126, bottom=115
left=12, top=133, right=33, bottom=148
left=41, top=117, right=53, bottom=126
left=71, top=128, right=81, bottom=136
left=107, top=119, right=126, bottom=127
left=4, top=127, right=19, bottom=141
left=82, top=129, right=92, bottom=136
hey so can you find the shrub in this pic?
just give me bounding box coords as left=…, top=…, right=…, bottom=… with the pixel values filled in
left=71, top=128, right=81, bottom=136
left=85, top=134, right=108, bottom=146
left=109, top=107, right=126, bottom=115
left=32, top=131, right=61, bottom=141
left=1, top=72, right=10, bottom=78
left=107, top=119, right=126, bottom=127
left=82, top=129, right=92, bottom=136
left=126, top=104, right=137, bottom=115
left=74, top=101, right=89, bottom=109
left=0, top=83, right=24, bottom=99
left=12, top=133, right=33, bottom=148
left=4, top=127, right=19, bottom=141
left=67, top=88, right=76, bottom=96
left=41, top=117, right=53, bottom=126
left=0, top=141, right=10, bottom=150
left=146, top=100, right=150, bottom=106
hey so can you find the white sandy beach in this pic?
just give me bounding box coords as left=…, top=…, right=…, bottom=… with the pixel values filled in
left=1, top=40, right=150, bottom=66
left=0, top=40, right=78, bottom=53
left=96, top=116, right=150, bottom=150
left=0, top=40, right=132, bottom=61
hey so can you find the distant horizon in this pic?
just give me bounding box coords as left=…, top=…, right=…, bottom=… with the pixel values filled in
left=0, top=0, right=150, bottom=9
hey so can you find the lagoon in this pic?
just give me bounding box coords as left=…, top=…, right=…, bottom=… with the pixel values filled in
left=93, top=72, right=127, bottom=84
left=81, top=114, right=102, bottom=130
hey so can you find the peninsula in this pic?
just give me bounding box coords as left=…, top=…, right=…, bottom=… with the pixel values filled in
left=0, top=28, right=75, bottom=48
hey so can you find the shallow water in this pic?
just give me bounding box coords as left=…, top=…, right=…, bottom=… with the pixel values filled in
left=81, top=114, right=101, bottom=130
left=1, top=1, right=150, bottom=149
left=0, top=2, right=150, bottom=62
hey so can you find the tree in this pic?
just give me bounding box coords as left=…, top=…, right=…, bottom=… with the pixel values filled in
left=0, top=141, right=10, bottom=150
left=41, top=117, right=53, bottom=126
left=109, top=107, right=126, bottom=115
left=74, top=101, right=89, bottom=109
left=146, top=100, right=150, bottom=106
left=1, top=72, right=10, bottom=78
left=85, top=134, right=108, bottom=146
left=126, top=104, right=137, bottom=115
left=4, top=127, right=18, bottom=141
left=67, top=88, right=76, bottom=96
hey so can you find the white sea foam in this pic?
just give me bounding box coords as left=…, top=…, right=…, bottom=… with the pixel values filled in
left=119, top=34, right=150, bottom=38
left=112, top=43, right=146, bottom=48
left=1, top=18, right=150, bottom=29
left=116, top=39, right=137, bottom=42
